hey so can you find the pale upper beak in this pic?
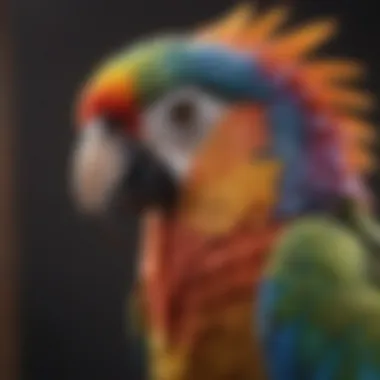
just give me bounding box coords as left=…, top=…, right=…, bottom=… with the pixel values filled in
left=69, top=118, right=178, bottom=216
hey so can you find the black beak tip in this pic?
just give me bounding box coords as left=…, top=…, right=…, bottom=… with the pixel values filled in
left=114, top=147, right=179, bottom=214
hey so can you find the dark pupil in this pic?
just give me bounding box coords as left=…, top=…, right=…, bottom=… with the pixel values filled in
left=169, top=100, right=197, bottom=130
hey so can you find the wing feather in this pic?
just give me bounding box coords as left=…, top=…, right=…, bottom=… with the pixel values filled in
left=257, top=217, right=380, bottom=379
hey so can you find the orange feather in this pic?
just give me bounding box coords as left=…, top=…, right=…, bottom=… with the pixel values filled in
left=300, top=60, right=366, bottom=85
left=266, top=19, right=337, bottom=62
left=196, top=3, right=253, bottom=44
left=240, top=6, right=290, bottom=47
left=318, top=88, right=375, bottom=112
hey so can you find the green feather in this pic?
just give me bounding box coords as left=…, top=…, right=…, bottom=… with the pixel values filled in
left=262, top=214, right=380, bottom=378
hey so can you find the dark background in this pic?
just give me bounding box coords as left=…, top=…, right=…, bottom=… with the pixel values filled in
left=9, top=0, right=380, bottom=379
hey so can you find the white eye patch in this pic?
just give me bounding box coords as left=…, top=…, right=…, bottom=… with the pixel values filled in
left=141, top=86, right=228, bottom=180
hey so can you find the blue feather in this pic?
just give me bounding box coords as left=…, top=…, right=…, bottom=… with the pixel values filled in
left=257, top=279, right=302, bottom=380
left=311, top=344, right=343, bottom=380
left=268, top=97, right=307, bottom=216
left=357, top=347, right=379, bottom=380
left=256, top=279, right=281, bottom=339
left=359, top=364, right=379, bottom=380
left=265, top=322, right=301, bottom=380
left=165, top=45, right=276, bottom=101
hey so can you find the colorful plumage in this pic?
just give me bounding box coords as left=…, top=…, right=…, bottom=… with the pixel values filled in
left=69, top=4, right=377, bottom=380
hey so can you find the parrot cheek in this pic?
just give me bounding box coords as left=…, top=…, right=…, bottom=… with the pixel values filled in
left=70, top=122, right=127, bottom=215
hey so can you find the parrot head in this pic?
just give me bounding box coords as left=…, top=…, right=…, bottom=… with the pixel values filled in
left=70, top=4, right=374, bottom=236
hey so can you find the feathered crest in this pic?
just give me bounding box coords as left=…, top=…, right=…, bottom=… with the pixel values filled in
left=195, top=3, right=375, bottom=177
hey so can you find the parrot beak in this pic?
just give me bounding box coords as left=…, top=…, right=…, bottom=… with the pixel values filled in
left=69, top=118, right=178, bottom=216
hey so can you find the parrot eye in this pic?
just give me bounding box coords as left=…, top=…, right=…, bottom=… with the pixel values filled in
left=141, top=86, right=227, bottom=179
left=169, top=99, right=198, bottom=132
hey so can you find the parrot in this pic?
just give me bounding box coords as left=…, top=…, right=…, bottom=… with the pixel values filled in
left=69, top=3, right=378, bottom=380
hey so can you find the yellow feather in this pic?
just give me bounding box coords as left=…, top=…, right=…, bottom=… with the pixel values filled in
left=267, top=19, right=337, bottom=62
left=241, top=6, right=290, bottom=46
left=196, top=3, right=254, bottom=44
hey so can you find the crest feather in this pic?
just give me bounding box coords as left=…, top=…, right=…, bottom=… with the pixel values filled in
left=241, top=6, right=291, bottom=46
left=344, top=145, right=374, bottom=173
left=194, top=4, right=375, bottom=177
left=196, top=3, right=253, bottom=45
left=265, top=19, right=337, bottom=62
left=300, top=60, right=366, bottom=84
left=318, top=88, right=375, bottom=112
left=342, top=118, right=375, bottom=142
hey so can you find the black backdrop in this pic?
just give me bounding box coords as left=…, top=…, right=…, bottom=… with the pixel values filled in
left=9, top=0, right=380, bottom=379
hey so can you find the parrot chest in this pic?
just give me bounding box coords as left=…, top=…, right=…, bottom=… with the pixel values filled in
left=147, top=295, right=267, bottom=380
left=184, top=299, right=267, bottom=380
left=140, top=219, right=281, bottom=380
